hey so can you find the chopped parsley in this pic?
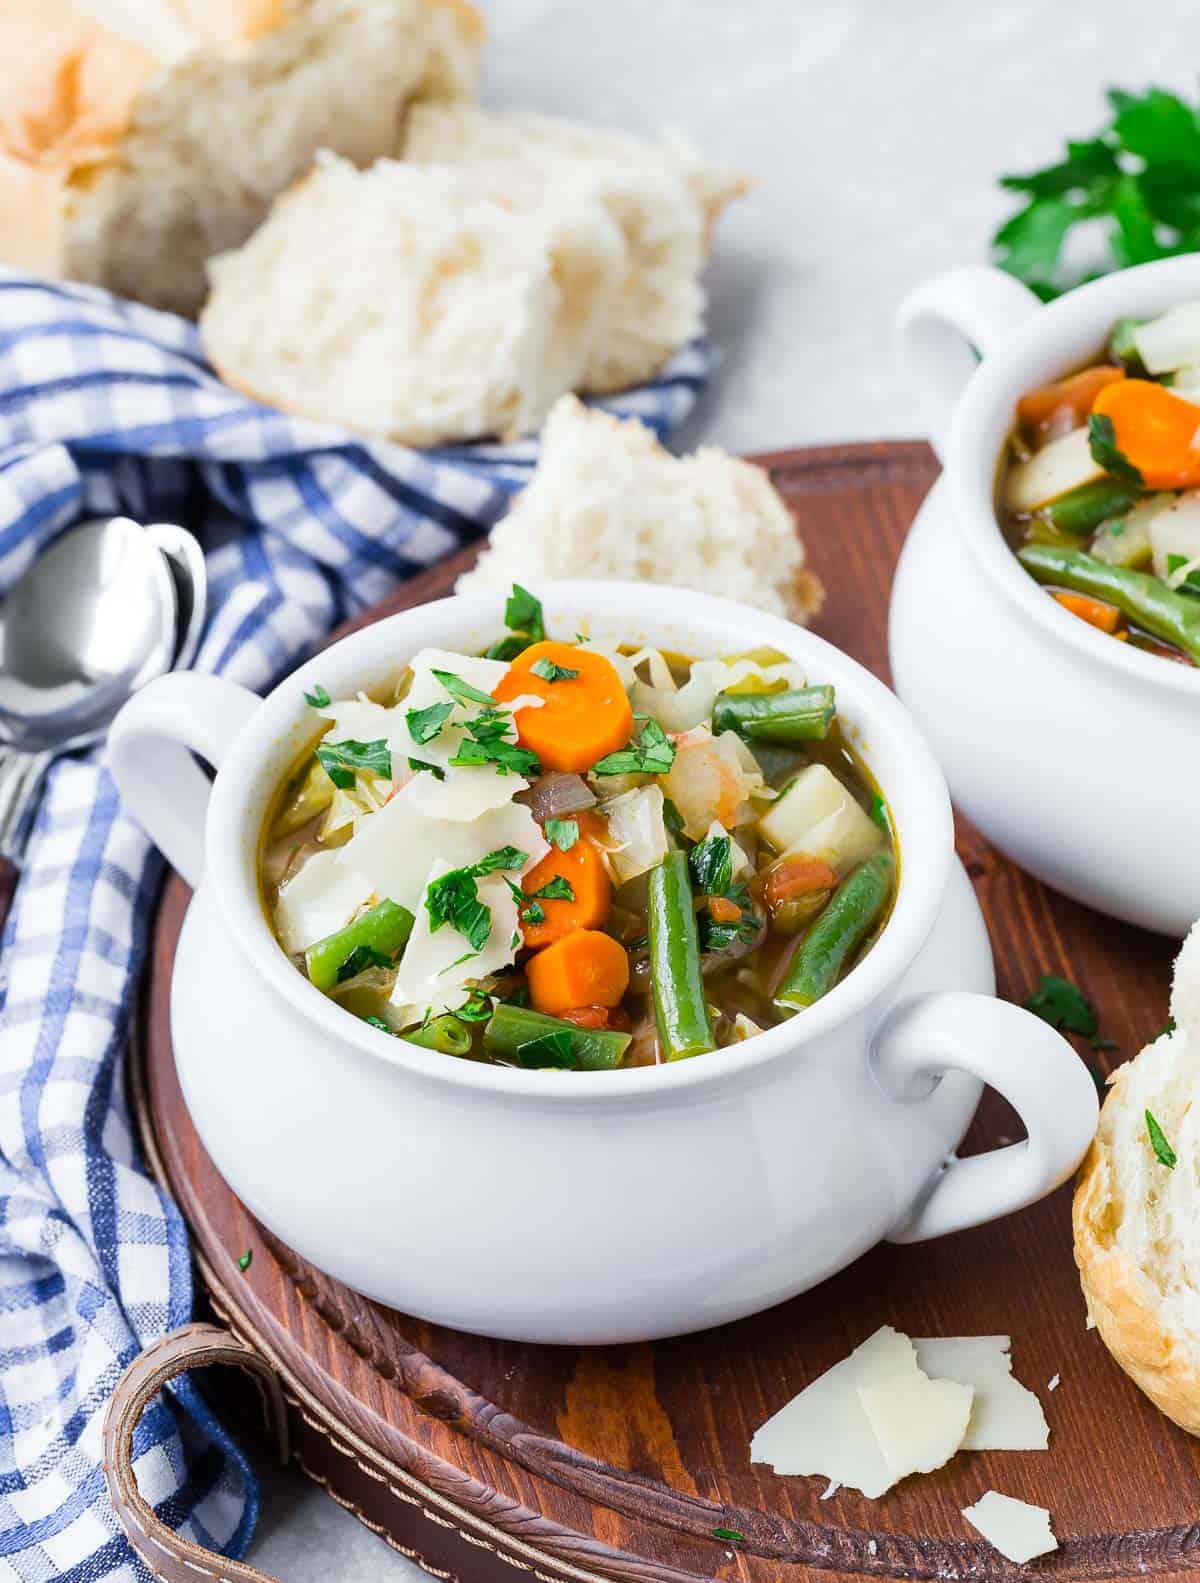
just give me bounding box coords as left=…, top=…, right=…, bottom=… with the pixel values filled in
left=336, top=944, right=394, bottom=983
left=592, top=718, right=676, bottom=776
left=531, top=656, right=579, bottom=683
left=516, top=1029, right=576, bottom=1069
left=699, top=879, right=759, bottom=952
left=451, top=708, right=540, bottom=777
left=869, top=792, right=889, bottom=831
left=408, top=756, right=446, bottom=781
left=712, top=1528, right=744, bottom=1545
left=510, top=929, right=521, bottom=950
left=662, top=797, right=685, bottom=838
left=457, top=991, right=493, bottom=1023
left=1145, top=1108, right=1177, bottom=1168
left=237, top=1249, right=253, bottom=1273
left=406, top=700, right=454, bottom=744
left=1023, top=973, right=1097, bottom=1037
left=544, top=817, right=579, bottom=852
left=1166, top=553, right=1200, bottom=595
left=688, top=833, right=734, bottom=897
left=303, top=683, right=330, bottom=709
left=521, top=901, right=546, bottom=925
left=425, top=847, right=528, bottom=950
left=433, top=669, right=496, bottom=708
left=363, top=1014, right=392, bottom=1033
left=485, top=584, right=546, bottom=661
left=528, top=875, right=575, bottom=902
left=316, top=737, right=392, bottom=789
left=1088, top=413, right=1144, bottom=487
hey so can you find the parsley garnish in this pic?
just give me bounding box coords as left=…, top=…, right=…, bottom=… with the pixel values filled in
left=304, top=683, right=330, bottom=709
left=407, top=700, right=454, bottom=744
left=1167, top=553, right=1200, bottom=596
left=316, top=737, right=391, bottom=789
left=528, top=876, right=574, bottom=902
left=662, top=797, right=685, bottom=837
left=1088, top=413, right=1144, bottom=487
left=592, top=719, right=676, bottom=776
left=517, top=1030, right=576, bottom=1069
left=433, top=669, right=496, bottom=708
left=425, top=847, right=528, bottom=950
left=688, top=833, right=733, bottom=897
left=699, top=879, right=759, bottom=952
left=544, top=818, right=579, bottom=852
left=457, top=991, right=493, bottom=1022
left=992, top=87, right=1200, bottom=299
left=1145, top=1108, right=1177, bottom=1168
left=510, top=930, right=521, bottom=950
left=506, top=584, right=545, bottom=642
left=869, top=792, right=889, bottom=831
left=522, top=901, right=546, bottom=925
left=237, top=1249, right=253, bottom=1272
left=1024, top=973, right=1096, bottom=1036
left=531, top=657, right=579, bottom=683
left=336, top=944, right=394, bottom=983
left=408, top=756, right=446, bottom=781
left=712, top=1528, right=744, bottom=1545
left=363, top=1014, right=392, bottom=1033
left=451, top=710, right=540, bottom=777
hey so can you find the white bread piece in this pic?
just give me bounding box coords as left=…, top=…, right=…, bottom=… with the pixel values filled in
left=0, top=0, right=482, bottom=316
left=455, top=396, right=824, bottom=622
left=1074, top=919, right=1200, bottom=1432
left=404, top=105, right=748, bottom=392
left=201, top=157, right=627, bottom=446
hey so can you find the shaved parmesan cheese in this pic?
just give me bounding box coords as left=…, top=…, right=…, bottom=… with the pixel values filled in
left=1048, top=1373, right=1060, bottom=1392
left=337, top=791, right=546, bottom=913
left=751, top=1326, right=958, bottom=1499
left=913, top=1337, right=1049, bottom=1452
left=391, top=865, right=522, bottom=1016
left=404, top=762, right=525, bottom=821
left=274, top=849, right=374, bottom=954
left=857, top=1371, right=973, bottom=1485
left=961, top=1491, right=1057, bottom=1564
left=819, top=1479, right=839, bottom=1500
left=319, top=694, right=400, bottom=747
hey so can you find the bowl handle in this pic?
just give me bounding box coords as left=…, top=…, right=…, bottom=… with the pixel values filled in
left=873, top=990, right=1099, bottom=1243
left=108, top=673, right=259, bottom=888
left=894, top=267, right=1043, bottom=458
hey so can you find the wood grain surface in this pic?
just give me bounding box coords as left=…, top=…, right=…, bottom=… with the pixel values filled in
left=134, top=441, right=1193, bottom=1583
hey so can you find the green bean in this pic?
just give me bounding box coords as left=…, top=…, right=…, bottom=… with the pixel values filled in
left=404, top=1015, right=473, bottom=1057
left=305, top=899, right=414, bottom=991
left=776, top=851, right=895, bottom=1012
left=648, top=852, right=715, bottom=1061
left=1035, top=477, right=1138, bottom=537
left=1017, top=543, right=1200, bottom=663
left=482, top=1003, right=630, bottom=1070
left=713, top=685, right=836, bottom=743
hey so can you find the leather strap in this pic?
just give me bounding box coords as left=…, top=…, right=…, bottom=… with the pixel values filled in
left=104, top=1323, right=289, bottom=1583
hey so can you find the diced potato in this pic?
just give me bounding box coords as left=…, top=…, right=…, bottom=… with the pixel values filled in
left=758, top=763, right=882, bottom=875
left=1090, top=494, right=1164, bottom=569
left=1149, top=491, right=1200, bottom=579
left=1169, top=367, right=1200, bottom=405
left=1133, top=302, right=1200, bottom=375
left=1004, top=427, right=1103, bottom=514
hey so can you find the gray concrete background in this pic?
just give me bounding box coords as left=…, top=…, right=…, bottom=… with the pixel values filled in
left=236, top=2, right=1200, bottom=1574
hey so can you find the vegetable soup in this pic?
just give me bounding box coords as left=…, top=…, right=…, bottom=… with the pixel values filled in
left=261, top=587, right=897, bottom=1070
left=998, top=302, right=1200, bottom=664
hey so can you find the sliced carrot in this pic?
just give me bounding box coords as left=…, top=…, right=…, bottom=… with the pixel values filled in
left=1091, top=378, right=1200, bottom=488
left=1017, top=365, right=1125, bottom=435
left=493, top=641, right=633, bottom=773
left=706, top=895, right=742, bottom=924
left=1052, top=591, right=1122, bottom=634
left=526, top=929, right=629, bottom=1015
left=557, top=1006, right=612, bottom=1029
left=763, top=854, right=839, bottom=909
left=519, top=828, right=612, bottom=949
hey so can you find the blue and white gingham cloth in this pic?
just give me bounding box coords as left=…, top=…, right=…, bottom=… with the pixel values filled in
left=0, top=268, right=708, bottom=1579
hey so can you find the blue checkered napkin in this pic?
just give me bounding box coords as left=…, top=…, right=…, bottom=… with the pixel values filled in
left=0, top=268, right=709, bottom=1579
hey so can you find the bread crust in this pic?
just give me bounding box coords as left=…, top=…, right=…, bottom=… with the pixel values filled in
left=1073, top=1079, right=1200, bottom=1435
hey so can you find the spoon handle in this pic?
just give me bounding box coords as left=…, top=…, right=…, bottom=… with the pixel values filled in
left=0, top=747, right=53, bottom=865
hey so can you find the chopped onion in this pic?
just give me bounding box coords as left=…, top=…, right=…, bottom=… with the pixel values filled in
left=520, top=772, right=597, bottom=822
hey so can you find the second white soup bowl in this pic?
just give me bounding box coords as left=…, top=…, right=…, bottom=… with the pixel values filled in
left=110, top=582, right=1098, bottom=1344
left=893, top=259, right=1200, bottom=937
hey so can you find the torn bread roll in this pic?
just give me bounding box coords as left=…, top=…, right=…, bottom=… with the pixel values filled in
left=403, top=105, right=748, bottom=392
left=0, top=0, right=482, bottom=316
left=455, top=395, right=824, bottom=622
left=1074, top=919, right=1200, bottom=1432
left=202, top=158, right=628, bottom=445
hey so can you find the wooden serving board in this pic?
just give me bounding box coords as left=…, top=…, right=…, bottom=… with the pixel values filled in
left=133, top=441, right=1193, bottom=1583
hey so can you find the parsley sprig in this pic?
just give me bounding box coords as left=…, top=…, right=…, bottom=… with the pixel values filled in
left=531, top=656, right=579, bottom=683
left=407, top=700, right=454, bottom=745
left=450, top=707, right=540, bottom=777
left=425, top=846, right=528, bottom=951
left=1023, top=974, right=1096, bottom=1036
left=316, top=737, right=391, bottom=789
left=1088, top=413, right=1143, bottom=486
left=1145, top=1108, right=1177, bottom=1168
left=592, top=718, right=675, bottom=777
left=993, top=86, right=1200, bottom=300
left=487, top=584, right=546, bottom=661
left=304, top=683, right=330, bottom=709
left=544, top=818, right=579, bottom=852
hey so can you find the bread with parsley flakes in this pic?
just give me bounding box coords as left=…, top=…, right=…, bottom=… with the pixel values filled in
left=455, top=395, right=824, bottom=620
left=1073, top=918, right=1200, bottom=1432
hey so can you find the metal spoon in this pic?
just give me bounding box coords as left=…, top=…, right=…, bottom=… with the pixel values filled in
left=147, top=522, right=208, bottom=670
left=0, top=517, right=180, bottom=860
